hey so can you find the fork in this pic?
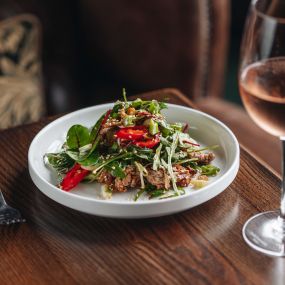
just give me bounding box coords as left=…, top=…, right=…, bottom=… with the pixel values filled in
left=0, top=190, right=26, bottom=225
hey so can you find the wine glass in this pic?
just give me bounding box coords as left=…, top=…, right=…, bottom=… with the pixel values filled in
left=239, top=0, right=285, bottom=256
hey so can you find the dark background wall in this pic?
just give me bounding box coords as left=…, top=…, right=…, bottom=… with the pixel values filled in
left=224, top=0, right=251, bottom=104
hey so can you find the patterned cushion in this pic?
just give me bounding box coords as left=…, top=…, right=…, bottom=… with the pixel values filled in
left=0, top=14, right=44, bottom=129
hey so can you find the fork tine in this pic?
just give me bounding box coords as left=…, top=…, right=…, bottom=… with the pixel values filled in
left=0, top=190, right=7, bottom=206
left=0, top=189, right=25, bottom=225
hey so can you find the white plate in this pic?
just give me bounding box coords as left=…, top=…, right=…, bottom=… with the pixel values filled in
left=28, top=103, right=239, bottom=218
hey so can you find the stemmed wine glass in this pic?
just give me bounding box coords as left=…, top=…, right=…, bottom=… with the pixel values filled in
left=239, top=0, right=285, bottom=256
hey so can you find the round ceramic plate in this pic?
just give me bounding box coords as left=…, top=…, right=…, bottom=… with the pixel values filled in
left=28, top=103, right=240, bottom=218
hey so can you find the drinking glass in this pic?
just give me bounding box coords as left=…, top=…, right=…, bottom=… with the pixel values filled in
left=239, top=0, right=285, bottom=256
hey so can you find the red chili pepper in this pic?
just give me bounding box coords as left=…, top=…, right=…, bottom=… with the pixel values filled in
left=133, top=135, right=160, bottom=148
left=60, top=163, right=90, bottom=191
left=115, top=126, right=148, bottom=140
left=101, top=109, right=112, bottom=127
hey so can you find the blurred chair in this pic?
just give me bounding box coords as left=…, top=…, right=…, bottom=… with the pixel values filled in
left=0, top=13, right=44, bottom=129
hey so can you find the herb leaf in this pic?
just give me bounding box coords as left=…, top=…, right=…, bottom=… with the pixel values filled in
left=200, top=165, right=220, bottom=176
left=105, top=161, right=126, bottom=178
left=90, top=114, right=104, bottom=143
left=45, top=152, right=74, bottom=174
left=80, top=151, right=101, bottom=166
left=134, top=188, right=145, bottom=201
left=67, top=125, right=90, bottom=149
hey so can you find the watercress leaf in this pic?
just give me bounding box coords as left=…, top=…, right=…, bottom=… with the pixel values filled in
left=66, top=125, right=90, bottom=149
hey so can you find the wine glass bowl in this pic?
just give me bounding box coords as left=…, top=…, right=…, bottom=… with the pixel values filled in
left=239, top=0, right=285, bottom=256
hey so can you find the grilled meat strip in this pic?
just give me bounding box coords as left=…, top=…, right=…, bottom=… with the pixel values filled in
left=146, top=167, right=171, bottom=189
left=173, top=164, right=195, bottom=187
left=189, top=152, right=215, bottom=165
left=114, top=165, right=140, bottom=192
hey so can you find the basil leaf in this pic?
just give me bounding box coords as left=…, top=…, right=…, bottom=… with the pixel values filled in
left=66, top=125, right=90, bottom=149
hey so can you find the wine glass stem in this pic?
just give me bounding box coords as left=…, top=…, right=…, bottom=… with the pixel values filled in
left=280, top=137, right=285, bottom=218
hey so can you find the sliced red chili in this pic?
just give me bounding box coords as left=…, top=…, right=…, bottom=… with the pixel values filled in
left=133, top=135, right=160, bottom=148
left=60, top=163, right=90, bottom=191
left=115, top=126, right=148, bottom=140
left=101, top=109, right=112, bottom=126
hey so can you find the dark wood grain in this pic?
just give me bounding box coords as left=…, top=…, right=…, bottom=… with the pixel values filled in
left=0, top=89, right=283, bottom=285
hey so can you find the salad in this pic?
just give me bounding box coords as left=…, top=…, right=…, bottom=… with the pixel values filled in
left=44, top=92, right=220, bottom=201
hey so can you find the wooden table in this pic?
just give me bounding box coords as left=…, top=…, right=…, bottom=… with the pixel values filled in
left=0, top=89, right=283, bottom=285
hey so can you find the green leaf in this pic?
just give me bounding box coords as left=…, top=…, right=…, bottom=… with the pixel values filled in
left=122, top=115, right=135, bottom=126
left=131, top=98, right=142, bottom=108
left=66, top=125, right=90, bottom=149
left=149, top=119, right=159, bottom=135
left=93, top=153, right=132, bottom=174
left=159, top=102, right=168, bottom=110
left=170, top=123, right=183, bottom=132
left=200, top=165, right=220, bottom=176
left=148, top=100, right=160, bottom=114
left=90, top=114, right=104, bottom=143
left=149, top=189, right=166, bottom=198
left=122, top=88, right=128, bottom=103
left=88, top=111, right=112, bottom=156
left=134, top=188, right=145, bottom=201
left=110, top=142, right=119, bottom=152
left=161, top=127, right=172, bottom=137
left=45, top=152, right=74, bottom=174
left=110, top=103, right=123, bottom=118
left=105, top=161, right=126, bottom=178
left=80, top=151, right=101, bottom=166
left=66, top=149, right=88, bottom=162
left=82, top=172, right=97, bottom=183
